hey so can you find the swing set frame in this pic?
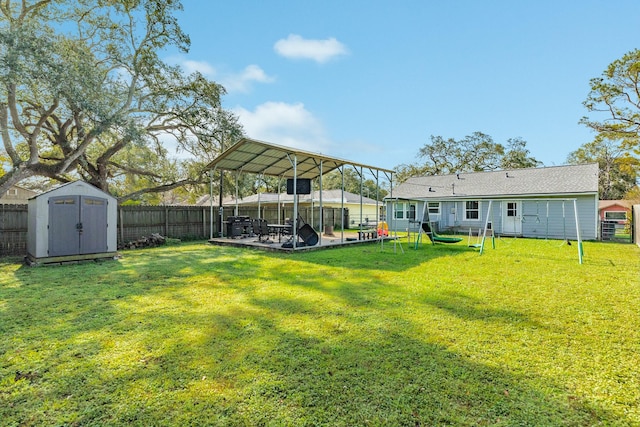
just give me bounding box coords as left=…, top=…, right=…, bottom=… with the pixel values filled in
left=411, top=198, right=585, bottom=264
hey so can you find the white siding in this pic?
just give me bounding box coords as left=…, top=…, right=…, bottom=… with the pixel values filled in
left=386, top=196, right=598, bottom=240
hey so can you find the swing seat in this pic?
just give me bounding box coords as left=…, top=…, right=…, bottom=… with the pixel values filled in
left=467, top=228, right=483, bottom=248
left=422, top=223, right=463, bottom=244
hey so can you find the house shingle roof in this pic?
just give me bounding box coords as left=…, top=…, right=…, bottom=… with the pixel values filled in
left=389, top=163, right=599, bottom=200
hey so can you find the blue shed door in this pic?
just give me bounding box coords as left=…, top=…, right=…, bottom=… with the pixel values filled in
left=48, top=195, right=108, bottom=256
left=79, top=196, right=108, bottom=254
left=48, top=196, right=81, bottom=257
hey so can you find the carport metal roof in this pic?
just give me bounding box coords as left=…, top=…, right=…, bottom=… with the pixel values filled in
left=205, top=137, right=394, bottom=179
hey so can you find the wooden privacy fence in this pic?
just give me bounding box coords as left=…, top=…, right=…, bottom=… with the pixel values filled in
left=0, top=203, right=349, bottom=257
left=0, top=204, right=28, bottom=257
left=119, top=205, right=215, bottom=243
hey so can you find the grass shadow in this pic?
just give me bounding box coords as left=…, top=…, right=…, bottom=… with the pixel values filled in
left=1, top=240, right=638, bottom=425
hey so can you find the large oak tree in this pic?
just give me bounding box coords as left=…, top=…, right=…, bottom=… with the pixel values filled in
left=0, top=0, right=241, bottom=202
left=567, top=139, right=637, bottom=200
left=394, top=132, right=540, bottom=183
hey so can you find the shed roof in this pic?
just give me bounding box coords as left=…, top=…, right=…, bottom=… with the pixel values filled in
left=29, top=180, right=116, bottom=200
left=388, top=163, right=599, bottom=200
left=205, top=137, right=394, bottom=180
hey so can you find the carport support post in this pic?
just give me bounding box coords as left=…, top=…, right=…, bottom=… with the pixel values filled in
left=218, top=169, right=224, bottom=237
left=277, top=176, right=282, bottom=224
left=219, top=169, right=224, bottom=237
left=208, top=169, right=214, bottom=239
left=319, top=161, right=323, bottom=245
left=234, top=171, right=240, bottom=216
left=360, top=166, right=364, bottom=231
left=341, top=165, right=345, bottom=242
left=292, top=154, right=298, bottom=248
left=218, top=135, right=225, bottom=238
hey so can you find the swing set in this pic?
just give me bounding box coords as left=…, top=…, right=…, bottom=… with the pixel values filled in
left=412, top=201, right=462, bottom=248
left=413, top=198, right=585, bottom=264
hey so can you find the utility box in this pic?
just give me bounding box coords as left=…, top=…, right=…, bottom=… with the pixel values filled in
left=27, top=181, right=118, bottom=265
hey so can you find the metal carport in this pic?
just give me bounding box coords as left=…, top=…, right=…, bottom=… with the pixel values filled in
left=205, top=137, right=394, bottom=249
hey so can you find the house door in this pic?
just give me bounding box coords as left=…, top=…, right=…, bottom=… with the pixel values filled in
left=48, top=195, right=108, bottom=257
left=502, top=201, right=522, bottom=235
left=448, top=205, right=457, bottom=227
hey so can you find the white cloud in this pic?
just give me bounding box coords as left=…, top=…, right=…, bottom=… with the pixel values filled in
left=165, top=56, right=274, bottom=93
left=274, top=34, right=349, bottom=63
left=181, top=59, right=216, bottom=77
left=233, top=102, right=333, bottom=152
left=221, top=64, right=275, bottom=93
left=166, top=55, right=216, bottom=77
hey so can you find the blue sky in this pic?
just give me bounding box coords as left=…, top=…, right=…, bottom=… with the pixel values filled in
left=168, top=1, right=640, bottom=172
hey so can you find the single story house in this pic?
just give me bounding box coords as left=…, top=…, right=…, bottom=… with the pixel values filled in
left=1, top=185, right=38, bottom=204
left=385, top=163, right=600, bottom=240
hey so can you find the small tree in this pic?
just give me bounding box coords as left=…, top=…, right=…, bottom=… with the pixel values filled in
left=567, top=139, right=637, bottom=200
left=319, top=168, right=387, bottom=200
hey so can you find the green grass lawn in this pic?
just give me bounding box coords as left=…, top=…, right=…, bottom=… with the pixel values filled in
left=1, top=238, right=639, bottom=426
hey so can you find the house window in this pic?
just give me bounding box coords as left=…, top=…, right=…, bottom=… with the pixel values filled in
left=604, top=211, right=627, bottom=221
left=393, top=202, right=416, bottom=219
left=428, top=202, right=440, bottom=216
left=394, top=203, right=404, bottom=219
left=506, top=202, right=517, bottom=217
left=408, top=204, right=416, bottom=220
left=6, top=188, right=17, bottom=196
left=464, top=201, right=480, bottom=220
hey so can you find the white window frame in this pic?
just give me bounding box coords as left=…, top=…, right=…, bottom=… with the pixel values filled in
left=427, top=201, right=441, bottom=219
left=427, top=202, right=440, bottom=215
left=604, top=211, right=627, bottom=221
left=394, top=202, right=405, bottom=219
left=463, top=200, right=481, bottom=221
left=393, top=202, right=416, bottom=220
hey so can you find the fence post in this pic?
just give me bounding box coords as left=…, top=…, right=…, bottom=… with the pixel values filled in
left=119, top=207, right=124, bottom=244
left=165, top=206, right=169, bottom=237
left=202, top=207, right=206, bottom=239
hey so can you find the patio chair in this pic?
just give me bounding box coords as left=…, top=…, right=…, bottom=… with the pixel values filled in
left=253, top=218, right=272, bottom=243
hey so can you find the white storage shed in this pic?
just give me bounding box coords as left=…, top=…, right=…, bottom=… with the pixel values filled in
left=27, top=181, right=118, bottom=264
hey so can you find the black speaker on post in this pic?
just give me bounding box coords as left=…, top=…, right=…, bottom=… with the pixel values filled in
left=286, top=178, right=311, bottom=195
